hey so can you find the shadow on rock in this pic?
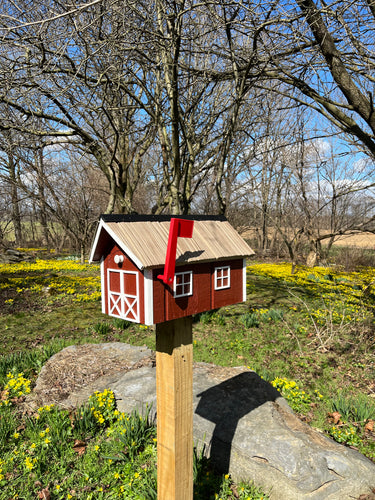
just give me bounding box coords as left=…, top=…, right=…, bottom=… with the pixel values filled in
left=195, top=371, right=282, bottom=474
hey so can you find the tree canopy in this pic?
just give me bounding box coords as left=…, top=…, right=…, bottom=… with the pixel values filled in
left=1, top=0, right=375, bottom=261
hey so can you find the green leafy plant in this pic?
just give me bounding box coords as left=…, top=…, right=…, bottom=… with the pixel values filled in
left=0, top=344, right=64, bottom=386
left=241, top=312, right=260, bottom=328
left=107, top=405, right=155, bottom=462
left=0, top=407, right=18, bottom=449
left=330, top=391, right=375, bottom=424
left=197, top=310, right=216, bottom=324
left=328, top=424, right=361, bottom=447
left=112, top=317, right=131, bottom=329
left=72, top=403, right=100, bottom=437
left=93, top=321, right=111, bottom=336
left=264, top=308, right=284, bottom=322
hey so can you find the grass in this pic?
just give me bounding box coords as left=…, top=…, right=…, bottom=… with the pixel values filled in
left=1, top=255, right=375, bottom=497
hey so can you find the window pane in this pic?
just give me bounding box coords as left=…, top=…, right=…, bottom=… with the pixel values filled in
left=215, top=266, right=230, bottom=290
left=174, top=271, right=192, bottom=297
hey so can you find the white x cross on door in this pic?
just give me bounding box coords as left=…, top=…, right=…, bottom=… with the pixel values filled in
left=108, top=269, right=139, bottom=323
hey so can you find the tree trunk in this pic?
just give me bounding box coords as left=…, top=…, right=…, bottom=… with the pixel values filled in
left=9, top=154, right=22, bottom=246
left=36, top=149, right=50, bottom=248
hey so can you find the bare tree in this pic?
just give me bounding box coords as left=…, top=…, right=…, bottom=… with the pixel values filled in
left=246, top=0, right=375, bottom=160
left=0, top=0, right=157, bottom=214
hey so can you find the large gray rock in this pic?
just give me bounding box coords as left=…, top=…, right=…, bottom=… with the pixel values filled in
left=110, top=363, right=375, bottom=500
left=30, top=343, right=375, bottom=499
left=28, top=343, right=153, bottom=409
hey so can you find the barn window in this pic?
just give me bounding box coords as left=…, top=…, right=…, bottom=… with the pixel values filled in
left=215, top=266, right=231, bottom=290
left=174, top=271, right=193, bottom=298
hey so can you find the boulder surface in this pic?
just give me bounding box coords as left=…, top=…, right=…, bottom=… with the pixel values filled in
left=29, top=343, right=375, bottom=500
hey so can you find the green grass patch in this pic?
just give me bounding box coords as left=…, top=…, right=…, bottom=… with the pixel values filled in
left=0, top=380, right=270, bottom=499
left=1, top=257, right=375, bottom=494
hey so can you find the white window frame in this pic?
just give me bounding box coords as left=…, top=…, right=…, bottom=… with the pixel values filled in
left=174, top=271, right=193, bottom=298
left=214, top=266, right=231, bottom=290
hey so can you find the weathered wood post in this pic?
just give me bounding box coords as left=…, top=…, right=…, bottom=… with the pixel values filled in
left=156, top=316, right=193, bottom=500
left=155, top=218, right=195, bottom=499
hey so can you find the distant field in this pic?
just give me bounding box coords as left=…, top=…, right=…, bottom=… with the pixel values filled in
left=241, top=228, right=375, bottom=249
left=1, top=221, right=63, bottom=243
left=332, top=232, right=375, bottom=248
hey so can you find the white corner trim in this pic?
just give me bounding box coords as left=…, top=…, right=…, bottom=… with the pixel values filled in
left=144, top=269, right=154, bottom=326
left=100, top=256, right=105, bottom=314
left=242, top=258, right=247, bottom=302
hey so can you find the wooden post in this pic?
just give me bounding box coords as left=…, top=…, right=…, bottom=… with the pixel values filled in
left=156, top=316, right=193, bottom=500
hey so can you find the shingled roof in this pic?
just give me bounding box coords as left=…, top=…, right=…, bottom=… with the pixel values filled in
left=89, top=215, right=254, bottom=270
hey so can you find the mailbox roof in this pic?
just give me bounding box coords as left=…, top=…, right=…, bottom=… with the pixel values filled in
left=89, top=214, right=254, bottom=269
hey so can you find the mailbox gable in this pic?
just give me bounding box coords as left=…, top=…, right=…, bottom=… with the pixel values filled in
left=90, top=215, right=254, bottom=325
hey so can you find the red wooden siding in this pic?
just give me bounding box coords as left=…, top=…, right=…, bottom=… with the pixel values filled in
left=152, top=259, right=244, bottom=323
left=103, top=242, right=145, bottom=324
left=211, top=259, right=243, bottom=309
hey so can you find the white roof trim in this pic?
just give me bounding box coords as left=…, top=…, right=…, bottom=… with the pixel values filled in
left=89, top=219, right=144, bottom=270
left=89, top=219, right=105, bottom=263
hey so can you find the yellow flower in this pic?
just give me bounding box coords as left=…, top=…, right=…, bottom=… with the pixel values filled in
left=25, top=457, right=35, bottom=470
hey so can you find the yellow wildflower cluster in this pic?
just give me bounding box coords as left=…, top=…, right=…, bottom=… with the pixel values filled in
left=24, top=456, right=37, bottom=471
left=247, top=262, right=370, bottom=298
left=0, top=372, right=31, bottom=406
left=89, top=389, right=116, bottom=425
left=37, top=404, right=55, bottom=414
left=271, top=377, right=318, bottom=413
left=16, top=247, right=47, bottom=252
left=0, top=258, right=99, bottom=274
left=248, top=263, right=374, bottom=324
left=0, top=258, right=100, bottom=303
left=329, top=424, right=360, bottom=446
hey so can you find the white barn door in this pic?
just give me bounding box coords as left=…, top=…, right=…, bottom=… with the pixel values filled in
left=107, top=269, right=139, bottom=323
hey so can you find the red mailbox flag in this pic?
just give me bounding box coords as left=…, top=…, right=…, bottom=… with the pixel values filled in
left=157, top=218, right=194, bottom=285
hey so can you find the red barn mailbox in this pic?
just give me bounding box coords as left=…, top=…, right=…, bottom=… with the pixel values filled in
left=90, top=214, right=254, bottom=500
left=89, top=214, right=254, bottom=325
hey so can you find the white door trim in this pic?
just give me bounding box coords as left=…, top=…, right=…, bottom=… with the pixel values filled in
left=107, top=269, right=140, bottom=323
